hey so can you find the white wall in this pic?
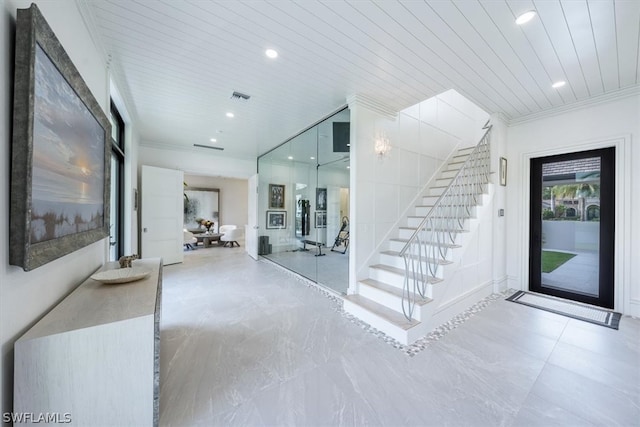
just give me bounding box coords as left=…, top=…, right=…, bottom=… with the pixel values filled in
left=1, top=0, right=109, bottom=417
left=139, top=144, right=256, bottom=179
left=184, top=174, right=249, bottom=230
left=506, top=93, right=640, bottom=315
left=349, top=91, right=490, bottom=286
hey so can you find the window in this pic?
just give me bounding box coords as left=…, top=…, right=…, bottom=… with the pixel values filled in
left=109, top=102, right=125, bottom=261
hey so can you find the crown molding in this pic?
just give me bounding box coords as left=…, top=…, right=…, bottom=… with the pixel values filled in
left=508, top=85, right=640, bottom=126
left=346, top=94, right=398, bottom=120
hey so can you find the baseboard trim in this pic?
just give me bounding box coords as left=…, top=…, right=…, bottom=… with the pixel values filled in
left=435, top=279, right=493, bottom=314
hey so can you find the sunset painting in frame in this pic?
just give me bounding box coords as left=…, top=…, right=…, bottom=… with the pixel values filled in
left=31, top=44, right=105, bottom=243
left=10, top=4, right=110, bottom=271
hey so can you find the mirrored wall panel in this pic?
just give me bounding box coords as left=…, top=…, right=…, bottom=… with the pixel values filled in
left=257, top=108, right=350, bottom=294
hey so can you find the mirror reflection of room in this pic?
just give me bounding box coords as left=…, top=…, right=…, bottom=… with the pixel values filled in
left=258, top=108, right=350, bottom=295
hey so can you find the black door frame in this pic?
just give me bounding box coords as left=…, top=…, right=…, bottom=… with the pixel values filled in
left=529, top=147, right=615, bottom=308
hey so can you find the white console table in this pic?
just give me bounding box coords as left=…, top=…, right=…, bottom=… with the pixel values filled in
left=14, top=258, right=162, bottom=426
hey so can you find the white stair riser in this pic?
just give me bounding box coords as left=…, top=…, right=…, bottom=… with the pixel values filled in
left=379, top=253, right=444, bottom=278
left=415, top=205, right=476, bottom=217
left=435, top=178, right=453, bottom=187
left=407, top=216, right=469, bottom=228
left=388, top=240, right=454, bottom=261
left=369, top=268, right=405, bottom=289
left=421, top=196, right=439, bottom=205
left=342, top=300, right=410, bottom=344
left=428, top=187, right=446, bottom=196
left=358, top=282, right=424, bottom=321
left=440, top=169, right=479, bottom=177
left=398, top=227, right=464, bottom=240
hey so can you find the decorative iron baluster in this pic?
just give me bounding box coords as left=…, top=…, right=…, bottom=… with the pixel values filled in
left=399, top=126, right=492, bottom=320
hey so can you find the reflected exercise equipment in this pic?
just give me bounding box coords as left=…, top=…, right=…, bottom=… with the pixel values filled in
left=331, top=216, right=350, bottom=254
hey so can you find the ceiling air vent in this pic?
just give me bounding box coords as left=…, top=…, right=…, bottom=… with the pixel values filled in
left=230, top=91, right=251, bottom=102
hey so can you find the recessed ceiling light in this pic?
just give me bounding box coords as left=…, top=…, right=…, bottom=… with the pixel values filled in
left=226, top=112, right=234, bottom=118
left=210, top=138, right=217, bottom=143
left=287, top=156, right=293, bottom=160
left=552, top=81, right=566, bottom=88
left=265, top=49, right=278, bottom=59
left=310, top=156, right=315, bottom=160
left=515, top=10, right=536, bottom=25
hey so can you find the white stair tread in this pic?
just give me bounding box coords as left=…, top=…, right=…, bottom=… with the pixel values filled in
left=344, top=294, right=420, bottom=331
left=360, top=279, right=432, bottom=306
left=399, top=226, right=469, bottom=233
left=407, top=215, right=471, bottom=220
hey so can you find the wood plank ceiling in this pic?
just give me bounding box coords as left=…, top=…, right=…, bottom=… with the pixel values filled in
left=82, top=0, right=640, bottom=158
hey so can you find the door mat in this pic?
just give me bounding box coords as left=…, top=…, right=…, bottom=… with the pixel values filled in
left=506, top=291, right=621, bottom=329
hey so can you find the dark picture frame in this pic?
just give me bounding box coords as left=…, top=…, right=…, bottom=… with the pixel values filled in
left=269, top=184, right=285, bottom=209
left=316, top=188, right=327, bottom=211
left=315, top=211, right=326, bottom=228
left=9, top=4, right=111, bottom=271
left=500, top=157, right=507, bottom=186
left=266, top=211, right=287, bottom=229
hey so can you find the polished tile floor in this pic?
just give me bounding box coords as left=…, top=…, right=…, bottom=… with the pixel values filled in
left=264, top=249, right=349, bottom=294
left=160, top=248, right=639, bottom=426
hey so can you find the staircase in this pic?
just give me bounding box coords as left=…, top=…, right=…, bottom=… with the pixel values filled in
left=344, top=127, right=492, bottom=345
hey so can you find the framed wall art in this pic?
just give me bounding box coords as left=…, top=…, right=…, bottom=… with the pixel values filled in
left=266, top=211, right=286, bottom=229
left=268, top=184, right=285, bottom=209
left=9, top=4, right=111, bottom=271
left=500, top=157, right=507, bottom=186
left=316, top=188, right=327, bottom=211
left=315, top=211, right=326, bottom=228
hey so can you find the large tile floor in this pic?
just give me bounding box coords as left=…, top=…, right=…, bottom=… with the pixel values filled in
left=160, top=248, right=640, bottom=426
left=265, top=249, right=349, bottom=295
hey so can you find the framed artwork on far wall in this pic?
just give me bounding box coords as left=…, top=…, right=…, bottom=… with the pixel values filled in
left=500, top=157, right=507, bottom=186
left=266, top=211, right=287, bottom=229
left=269, top=184, right=285, bottom=209
left=316, top=188, right=327, bottom=210
left=315, top=211, right=326, bottom=228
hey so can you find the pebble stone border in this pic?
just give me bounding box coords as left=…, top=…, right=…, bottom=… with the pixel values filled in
left=261, top=258, right=516, bottom=357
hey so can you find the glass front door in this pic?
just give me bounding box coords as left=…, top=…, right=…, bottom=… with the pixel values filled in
left=529, top=147, right=615, bottom=308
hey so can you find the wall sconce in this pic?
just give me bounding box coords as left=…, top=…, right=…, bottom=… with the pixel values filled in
left=374, top=131, right=391, bottom=157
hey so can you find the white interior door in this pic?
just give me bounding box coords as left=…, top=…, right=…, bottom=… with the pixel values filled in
left=141, top=165, right=183, bottom=265
left=246, top=174, right=259, bottom=260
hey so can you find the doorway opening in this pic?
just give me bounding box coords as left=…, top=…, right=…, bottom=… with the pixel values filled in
left=529, top=147, right=615, bottom=308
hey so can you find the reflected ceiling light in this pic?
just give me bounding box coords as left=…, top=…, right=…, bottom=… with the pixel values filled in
left=310, top=156, right=315, bottom=160
left=552, top=80, right=566, bottom=88
left=210, top=138, right=217, bottom=143
left=347, top=166, right=350, bottom=169
left=515, top=10, right=536, bottom=25
left=226, top=112, right=234, bottom=118
left=287, top=156, right=293, bottom=160
left=265, top=49, right=278, bottom=59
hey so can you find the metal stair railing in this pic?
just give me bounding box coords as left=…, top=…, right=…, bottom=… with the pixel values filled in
left=399, top=126, right=492, bottom=320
